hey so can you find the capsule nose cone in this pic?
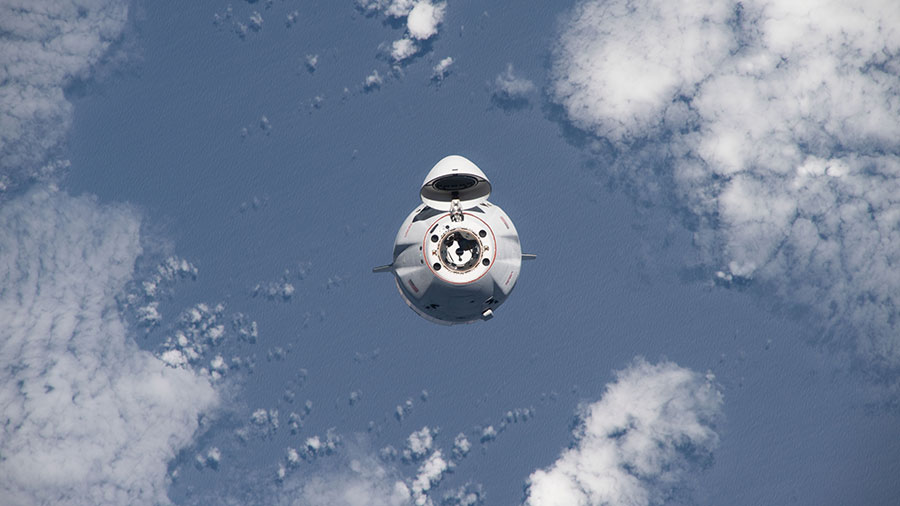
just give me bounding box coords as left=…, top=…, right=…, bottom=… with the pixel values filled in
left=420, top=155, right=492, bottom=211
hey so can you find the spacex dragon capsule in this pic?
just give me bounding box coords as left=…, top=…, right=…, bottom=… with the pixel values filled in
left=373, top=155, right=534, bottom=325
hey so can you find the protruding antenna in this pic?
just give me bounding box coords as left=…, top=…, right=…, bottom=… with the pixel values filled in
left=372, top=264, right=393, bottom=273
left=522, top=254, right=537, bottom=261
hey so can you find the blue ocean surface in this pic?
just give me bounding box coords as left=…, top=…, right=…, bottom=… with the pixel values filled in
left=48, top=0, right=900, bottom=504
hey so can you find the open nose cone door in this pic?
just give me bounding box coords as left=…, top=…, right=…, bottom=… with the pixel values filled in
left=420, top=155, right=492, bottom=211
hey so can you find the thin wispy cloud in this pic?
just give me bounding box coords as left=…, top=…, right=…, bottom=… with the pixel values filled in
left=551, top=0, right=900, bottom=370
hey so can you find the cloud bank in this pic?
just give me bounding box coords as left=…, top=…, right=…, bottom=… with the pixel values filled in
left=524, top=358, right=723, bottom=506
left=0, top=0, right=129, bottom=193
left=0, top=188, right=219, bottom=506
left=551, top=0, right=900, bottom=368
left=0, top=3, right=221, bottom=503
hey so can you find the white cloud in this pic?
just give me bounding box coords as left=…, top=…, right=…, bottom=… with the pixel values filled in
left=302, top=428, right=343, bottom=460
left=432, top=56, right=454, bottom=80
left=252, top=276, right=296, bottom=301
left=286, top=10, right=300, bottom=27
left=249, top=11, right=263, bottom=31
left=358, top=0, right=416, bottom=18
left=451, top=432, right=470, bottom=459
left=524, top=358, right=722, bottom=506
left=410, top=450, right=449, bottom=506
left=492, top=64, right=536, bottom=106
left=280, top=454, right=412, bottom=506
left=0, top=0, right=129, bottom=193
left=157, top=302, right=228, bottom=376
left=0, top=187, right=219, bottom=506
left=407, top=1, right=446, bottom=41
left=392, top=38, right=420, bottom=62
left=305, top=53, right=319, bottom=72
left=403, top=426, right=435, bottom=461
left=385, top=0, right=417, bottom=18
left=551, top=0, right=900, bottom=368
left=144, top=256, right=199, bottom=297
left=479, top=425, right=496, bottom=443
left=551, top=0, right=734, bottom=142
left=366, top=69, right=385, bottom=89
left=441, top=483, right=483, bottom=506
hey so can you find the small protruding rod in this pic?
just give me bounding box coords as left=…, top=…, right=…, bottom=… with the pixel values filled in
left=449, top=198, right=464, bottom=222
left=521, top=254, right=537, bottom=261
left=372, top=264, right=393, bottom=273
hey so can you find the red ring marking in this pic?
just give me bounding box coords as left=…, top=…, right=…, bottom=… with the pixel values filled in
left=422, top=213, right=497, bottom=286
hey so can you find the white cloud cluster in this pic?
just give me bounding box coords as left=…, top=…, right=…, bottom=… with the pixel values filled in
left=214, top=4, right=268, bottom=40
left=470, top=406, right=534, bottom=448
left=0, top=0, right=128, bottom=193
left=524, top=358, right=722, bottom=506
left=142, top=256, right=199, bottom=297
left=451, top=433, right=470, bottom=460
left=253, top=408, right=280, bottom=430
left=551, top=0, right=900, bottom=368
left=277, top=429, right=456, bottom=506
left=302, top=428, right=343, bottom=460
left=394, top=396, right=416, bottom=421
left=409, top=450, right=449, bottom=506
left=0, top=188, right=219, bottom=506
left=478, top=425, right=496, bottom=444
left=124, top=255, right=198, bottom=329
left=232, top=311, right=260, bottom=343
left=377, top=443, right=452, bottom=506
left=251, top=264, right=310, bottom=303
left=441, top=483, right=483, bottom=506
left=358, top=0, right=447, bottom=62
left=195, top=446, right=222, bottom=470
left=403, top=426, right=436, bottom=462
left=158, top=302, right=228, bottom=373
left=252, top=279, right=295, bottom=300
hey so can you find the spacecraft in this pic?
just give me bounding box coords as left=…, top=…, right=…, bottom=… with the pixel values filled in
left=374, top=155, right=534, bottom=324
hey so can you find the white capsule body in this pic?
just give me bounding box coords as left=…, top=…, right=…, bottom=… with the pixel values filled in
left=391, top=199, right=522, bottom=325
